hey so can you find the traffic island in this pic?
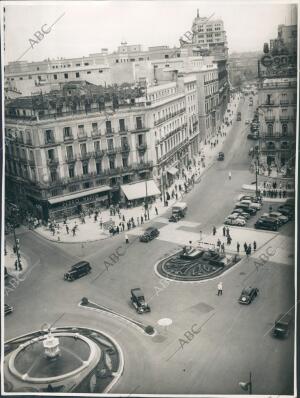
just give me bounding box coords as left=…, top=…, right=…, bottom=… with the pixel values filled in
left=3, top=325, right=123, bottom=394
left=79, top=298, right=155, bottom=336
left=156, top=248, right=241, bottom=282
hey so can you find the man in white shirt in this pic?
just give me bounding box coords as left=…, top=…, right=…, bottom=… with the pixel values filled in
left=217, top=282, right=223, bottom=296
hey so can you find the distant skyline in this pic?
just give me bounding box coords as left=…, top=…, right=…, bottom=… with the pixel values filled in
left=2, top=1, right=298, bottom=64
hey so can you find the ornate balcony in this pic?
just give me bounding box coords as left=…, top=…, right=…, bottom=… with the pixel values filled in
left=91, top=130, right=101, bottom=139
left=280, top=100, right=289, bottom=106
left=279, top=116, right=290, bottom=122
left=65, top=154, right=76, bottom=163
left=47, top=158, right=59, bottom=167
left=63, top=134, right=74, bottom=143
left=105, top=128, right=115, bottom=136
left=121, top=143, right=130, bottom=153
left=77, top=132, right=88, bottom=141
left=265, top=116, right=275, bottom=123
left=136, top=143, right=147, bottom=152
left=76, top=152, right=94, bottom=161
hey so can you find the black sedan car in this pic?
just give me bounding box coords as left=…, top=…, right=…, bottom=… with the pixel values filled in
left=139, top=227, right=160, bottom=242
left=238, top=287, right=259, bottom=304
left=130, top=288, right=151, bottom=314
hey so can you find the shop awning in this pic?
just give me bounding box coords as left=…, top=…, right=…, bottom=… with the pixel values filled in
left=48, top=185, right=111, bottom=205
left=167, top=166, right=178, bottom=176
left=121, top=180, right=160, bottom=200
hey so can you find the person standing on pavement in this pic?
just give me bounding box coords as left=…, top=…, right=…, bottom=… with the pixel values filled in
left=226, top=227, right=230, bottom=237
left=244, top=242, right=248, bottom=252
left=223, top=226, right=226, bottom=237
left=237, top=242, right=240, bottom=253
left=248, top=244, right=252, bottom=255
left=125, top=234, right=129, bottom=244
left=221, top=243, right=225, bottom=254
left=217, top=282, right=223, bottom=296
left=155, top=207, right=158, bottom=215
left=213, top=226, right=217, bottom=236
left=66, top=225, right=69, bottom=234
left=228, top=171, right=232, bottom=180
left=253, top=241, right=257, bottom=251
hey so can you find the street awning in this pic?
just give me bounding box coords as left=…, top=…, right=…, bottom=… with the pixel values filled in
left=121, top=180, right=160, bottom=200
left=167, top=166, right=178, bottom=176
left=48, top=185, right=111, bottom=205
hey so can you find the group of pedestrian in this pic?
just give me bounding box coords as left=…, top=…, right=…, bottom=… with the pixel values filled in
left=241, top=240, right=257, bottom=257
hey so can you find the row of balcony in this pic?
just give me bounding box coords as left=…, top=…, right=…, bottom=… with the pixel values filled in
left=49, top=144, right=144, bottom=165
left=264, top=115, right=294, bottom=123
left=44, top=161, right=154, bottom=187
left=153, top=108, right=186, bottom=126
left=261, top=133, right=294, bottom=140
left=263, top=100, right=294, bottom=107
left=159, top=137, right=189, bottom=163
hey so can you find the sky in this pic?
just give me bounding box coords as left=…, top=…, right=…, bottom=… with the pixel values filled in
left=2, top=1, right=298, bottom=64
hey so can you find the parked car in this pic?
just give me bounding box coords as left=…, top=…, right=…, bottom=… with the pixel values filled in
left=276, top=206, right=294, bottom=220
left=232, top=209, right=251, bottom=220
left=268, top=211, right=289, bottom=225
left=64, top=261, right=92, bottom=281
left=224, top=217, right=246, bottom=226
left=234, top=205, right=257, bottom=215
left=272, top=313, right=292, bottom=338
left=139, top=227, right=160, bottom=242
left=238, top=287, right=259, bottom=304
left=255, top=218, right=278, bottom=231
left=130, top=288, right=150, bottom=314
left=260, top=214, right=282, bottom=226
left=238, top=194, right=262, bottom=203
left=239, top=200, right=262, bottom=210
left=5, top=304, right=14, bottom=316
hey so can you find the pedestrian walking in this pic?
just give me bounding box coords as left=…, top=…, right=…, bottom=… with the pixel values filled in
left=137, top=217, right=140, bottom=226
left=99, top=219, right=103, bottom=229
left=228, top=171, right=232, bottom=180
left=125, top=234, right=129, bottom=244
left=155, top=207, right=158, bottom=215
left=217, top=239, right=221, bottom=248
left=72, top=227, right=76, bottom=237
left=223, top=226, right=226, bottom=237
left=244, top=242, right=248, bottom=252
left=141, top=216, right=144, bottom=224
left=226, top=227, right=230, bottom=237
left=65, top=225, right=69, bottom=234
left=237, top=242, right=240, bottom=253
left=253, top=241, right=257, bottom=251
left=122, top=215, right=125, bottom=222
left=15, top=260, right=18, bottom=271
left=213, top=226, right=217, bottom=236
left=217, top=282, right=223, bottom=296
left=221, top=243, right=225, bottom=253
left=248, top=244, right=252, bottom=255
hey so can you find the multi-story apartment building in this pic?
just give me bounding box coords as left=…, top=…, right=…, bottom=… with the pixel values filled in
left=5, top=44, right=182, bottom=97
left=145, top=81, right=189, bottom=189
left=257, top=77, right=297, bottom=174
left=5, top=88, right=154, bottom=220
left=190, top=10, right=228, bottom=57
left=5, top=80, right=194, bottom=220
left=257, top=23, right=297, bottom=176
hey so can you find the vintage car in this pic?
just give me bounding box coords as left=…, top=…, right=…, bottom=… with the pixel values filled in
left=64, top=261, right=92, bottom=281
left=234, top=204, right=257, bottom=215
left=139, top=227, right=160, bottom=242
left=238, top=287, right=259, bottom=304
left=169, top=214, right=181, bottom=223
left=239, top=200, right=262, bottom=210
left=218, top=152, right=224, bottom=161
left=130, top=288, right=151, bottom=314
left=180, top=248, right=203, bottom=260
left=238, top=194, right=262, bottom=203
left=277, top=206, right=294, bottom=220
left=255, top=218, right=278, bottom=231
left=268, top=211, right=289, bottom=225
left=5, top=303, right=14, bottom=316
left=272, top=313, right=292, bottom=338
left=224, top=217, right=246, bottom=226
left=232, top=209, right=251, bottom=220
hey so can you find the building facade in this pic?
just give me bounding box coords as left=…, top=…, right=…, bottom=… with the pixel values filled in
left=257, top=23, right=297, bottom=176
left=5, top=80, right=195, bottom=220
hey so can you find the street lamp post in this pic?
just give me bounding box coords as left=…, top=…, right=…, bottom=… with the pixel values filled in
left=161, top=169, right=166, bottom=206
left=145, top=179, right=149, bottom=219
